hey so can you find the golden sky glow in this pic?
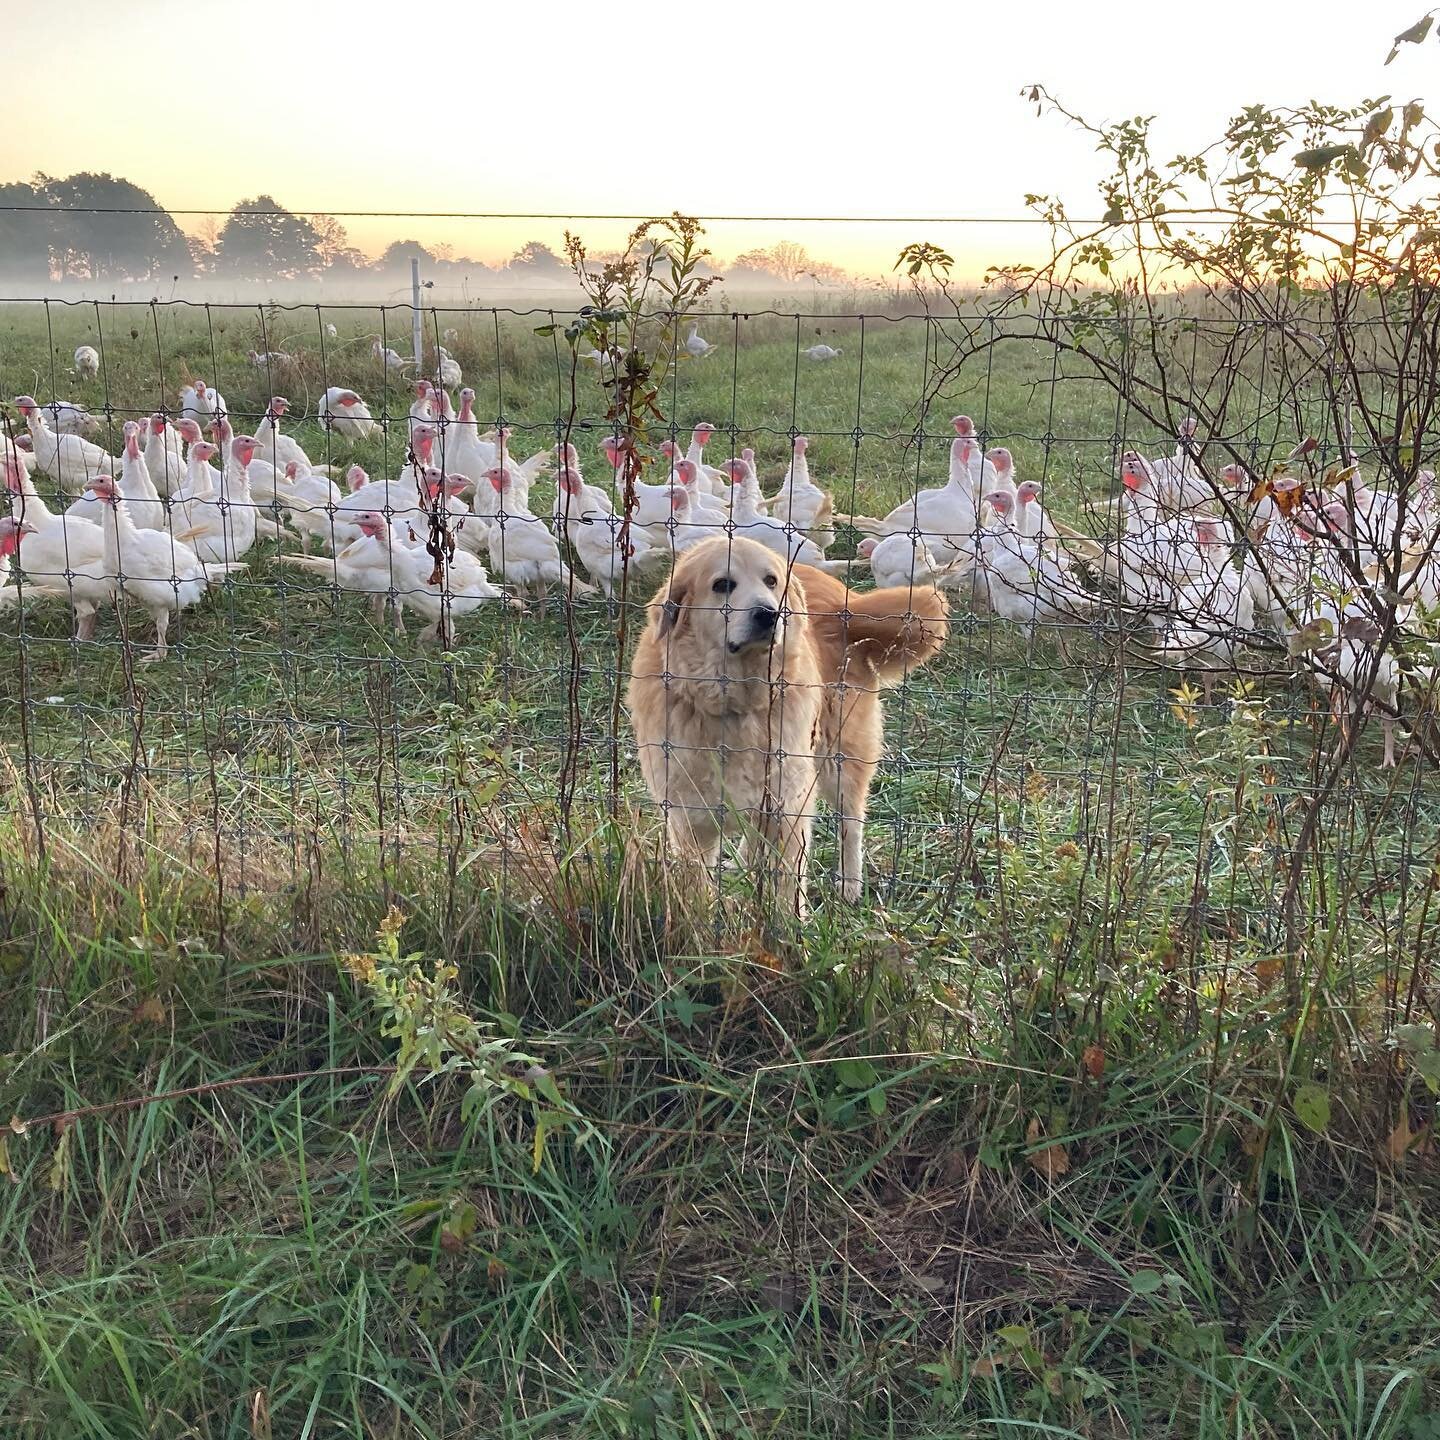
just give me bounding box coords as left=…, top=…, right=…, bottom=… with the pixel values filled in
left=1, top=0, right=1433, bottom=279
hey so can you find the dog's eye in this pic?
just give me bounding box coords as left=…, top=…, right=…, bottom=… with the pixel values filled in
left=711, top=578, right=736, bottom=595
left=763, top=574, right=778, bottom=589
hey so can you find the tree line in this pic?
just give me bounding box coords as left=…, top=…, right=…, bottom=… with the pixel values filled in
left=0, top=174, right=849, bottom=288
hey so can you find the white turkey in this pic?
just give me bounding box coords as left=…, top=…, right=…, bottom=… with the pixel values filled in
left=549, top=443, right=614, bottom=535
left=65, top=421, right=165, bottom=533
left=681, top=323, right=714, bottom=359
left=316, top=387, right=378, bottom=441
left=561, top=481, right=669, bottom=599
left=179, top=380, right=227, bottom=427
left=253, top=397, right=326, bottom=477
left=971, top=490, right=1094, bottom=630
left=856, top=533, right=962, bottom=592
left=721, top=459, right=826, bottom=565
left=464, top=425, right=548, bottom=517
left=39, top=399, right=100, bottom=437
left=248, top=349, right=296, bottom=369
left=682, top=423, right=730, bottom=494
left=761, top=435, right=836, bottom=550
left=143, top=414, right=187, bottom=495
left=437, top=347, right=462, bottom=389
left=12, top=396, right=114, bottom=489
left=3, top=454, right=112, bottom=638
left=73, top=345, right=101, bottom=381
left=1141, top=514, right=1256, bottom=703
left=285, top=511, right=512, bottom=645
left=843, top=415, right=981, bottom=565
left=170, top=433, right=270, bottom=563
left=672, top=460, right=727, bottom=526
left=373, top=340, right=412, bottom=372
left=661, top=486, right=725, bottom=553
left=477, top=467, right=595, bottom=610
left=274, top=462, right=344, bottom=553
left=83, top=474, right=245, bottom=662
left=802, top=344, right=842, bottom=362
left=981, top=446, right=1018, bottom=516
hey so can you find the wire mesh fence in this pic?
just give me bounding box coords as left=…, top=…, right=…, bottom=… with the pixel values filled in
left=1, top=294, right=1437, bottom=957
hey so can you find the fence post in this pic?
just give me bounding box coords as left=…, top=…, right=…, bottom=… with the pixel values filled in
left=411, top=258, right=423, bottom=376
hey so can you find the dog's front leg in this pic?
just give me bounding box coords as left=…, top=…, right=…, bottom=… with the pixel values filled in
left=666, top=810, right=724, bottom=900
left=760, top=760, right=815, bottom=923
left=832, top=757, right=873, bottom=904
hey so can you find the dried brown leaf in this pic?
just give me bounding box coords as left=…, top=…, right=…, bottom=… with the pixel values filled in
left=1025, top=1115, right=1071, bottom=1180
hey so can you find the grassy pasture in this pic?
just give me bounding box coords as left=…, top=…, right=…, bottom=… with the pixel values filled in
left=0, top=298, right=1437, bottom=1438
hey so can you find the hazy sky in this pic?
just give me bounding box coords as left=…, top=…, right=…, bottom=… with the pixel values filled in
left=2, top=0, right=1432, bottom=277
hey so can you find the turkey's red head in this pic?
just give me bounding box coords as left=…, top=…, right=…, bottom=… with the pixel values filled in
left=0, top=517, right=36, bottom=559
left=1120, top=455, right=1150, bottom=491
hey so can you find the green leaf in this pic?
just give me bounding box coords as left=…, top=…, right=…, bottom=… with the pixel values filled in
left=834, top=1058, right=880, bottom=1090
left=532, top=324, right=557, bottom=337
left=1386, top=14, right=1433, bottom=63
left=1171, top=1124, right=1202, bottom=1152
left=1293, top=1083, right=1332, bottom=1134
left=531, top=1108, right=570, bottom=1173
left=1130, top=1269, right=1164, bottom=1295
left=1294, top=144, right=1351, bottom=171
left=1393, top=1023, right=1436, bottom=1054
left=996, top=1324, right=1031, bottom=1350
left=1413, top=1050, right=1440, bottom=1095
left=1287, top=617, right=1335, bottom=656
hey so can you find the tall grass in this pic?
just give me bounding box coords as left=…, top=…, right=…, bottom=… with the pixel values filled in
left=0, top=300, right=1437, bottom=1437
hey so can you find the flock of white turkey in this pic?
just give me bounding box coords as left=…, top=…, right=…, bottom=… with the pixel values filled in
left=1, top=349, right=1436, bottom=764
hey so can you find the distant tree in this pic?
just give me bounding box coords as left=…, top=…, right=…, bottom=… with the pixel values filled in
left=216, top=196, right=323, bottom=280
left=728, top=241, right=846, bottom=285
left=509, top=240, right=564, bottom=270
left=35, top=172, right=190, bottom=280
left=0, top=179, right=52, bottom=282
left=375, top=239, right=436, bottom=272
left=188, top=215, right=221, bottom=275
left=312, top=214, right=365, bottom=272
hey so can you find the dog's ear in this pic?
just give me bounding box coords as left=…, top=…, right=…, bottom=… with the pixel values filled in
left=658, top=578, right=688, bottom=636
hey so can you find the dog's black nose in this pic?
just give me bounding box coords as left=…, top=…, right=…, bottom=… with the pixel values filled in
left=751, top=605, right=779, bottom=630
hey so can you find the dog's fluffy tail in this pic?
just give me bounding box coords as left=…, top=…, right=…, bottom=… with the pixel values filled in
left=797, top=565, right=949, bottom=686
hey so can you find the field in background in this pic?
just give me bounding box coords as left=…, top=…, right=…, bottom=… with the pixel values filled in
left=1, top=301, right=1437, bottom=1438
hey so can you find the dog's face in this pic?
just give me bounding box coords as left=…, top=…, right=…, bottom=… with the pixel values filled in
left=658, top=537, right=795, bottom=659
